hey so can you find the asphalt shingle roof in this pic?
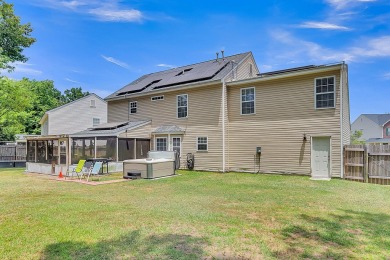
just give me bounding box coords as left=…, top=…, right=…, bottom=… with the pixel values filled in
left=106, top=52, right=250, bottom=99
left=152, top=125, right=185, bottom=133
left=363, top=114, right=390, bottom=126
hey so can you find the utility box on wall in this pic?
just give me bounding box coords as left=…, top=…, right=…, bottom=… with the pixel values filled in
left=256, top=146, right=262, bottom=154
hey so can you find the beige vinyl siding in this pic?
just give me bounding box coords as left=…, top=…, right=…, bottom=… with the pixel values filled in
left=227, top=69, right=343, bottom=177
left=224, top=55, right=259, bottom=82
left=118, top=123, right=152, bottom=139
left=48, top=95, right=107, bottom=135
left=108, top=83, right=224, bottom=171
left=341, top=64, right=351, bottom=146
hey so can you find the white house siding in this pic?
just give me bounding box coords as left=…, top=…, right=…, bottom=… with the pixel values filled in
left=41, top=119, right=48, bottom=135
left=227, top=69, right=343, bottom=177
left=47, top=95, right=107, bottom=135
left=351, top=115, right=383, bottom=141
left=107, top=83, right=224, bottom=171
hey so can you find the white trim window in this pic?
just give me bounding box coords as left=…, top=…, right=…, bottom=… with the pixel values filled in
left=177, top=94, right=188, bottom=118
left=90, top=99, right=96, bottom=107
left=92, top=118, right=100, bottom=126
left=129, top=101, right=137, bottom=114
left=197, top=137, right=208, bottom=151
left=241, top=87, right=255, bottom=115
left=315, top=76, right=335, bottom=109
left=156, top=137, right=167, bottom=151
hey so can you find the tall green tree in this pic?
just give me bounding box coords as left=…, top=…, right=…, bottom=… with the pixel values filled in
left=0, top=0, right=35, bottom=72
left=21, top=78, right=62, bottom=135
left=60, top=87, right=90, bottom=104
left=0, top=77, right=32, bottom=140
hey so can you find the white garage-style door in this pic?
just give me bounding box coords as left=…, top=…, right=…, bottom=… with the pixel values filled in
left=311, top=137, right=331, bottom=180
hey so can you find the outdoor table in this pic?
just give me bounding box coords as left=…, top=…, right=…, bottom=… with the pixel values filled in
left=86, top=158, right=113, bottom=174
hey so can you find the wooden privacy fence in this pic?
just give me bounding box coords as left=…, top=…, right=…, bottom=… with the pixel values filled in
left=344, top=144, right=390, bottom=185
left=0, top=145, right=26, bottom=161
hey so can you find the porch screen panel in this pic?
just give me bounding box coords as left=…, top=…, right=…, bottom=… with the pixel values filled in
left=136, top=139, right=150, bottom=159
left=27, top=141, right=36, bottom=162
left=118, top=139, right=134, bottom=161
left=47, top=140, right=54, bottom=163
left=37, top=141, right=47, bottom=163
left=72, top=138, right=95, bottom=164
left=96, top=137, right=117, bottom=160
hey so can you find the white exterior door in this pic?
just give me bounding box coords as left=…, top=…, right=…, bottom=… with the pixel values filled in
left=172, top=137, right=181, bottom=157
left=311, top=137, right=330, bottom=179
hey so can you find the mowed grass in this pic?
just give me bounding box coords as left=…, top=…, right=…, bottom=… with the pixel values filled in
left=1, top=168, right=390, bottom=259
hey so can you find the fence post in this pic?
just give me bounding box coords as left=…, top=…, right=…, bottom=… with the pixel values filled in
left=363, top=145, right=369, bottom=183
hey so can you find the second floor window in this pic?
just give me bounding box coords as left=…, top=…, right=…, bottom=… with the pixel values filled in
left=241, top=87, right=255, bottom=115
left=177, top=94, right=188, bottom=118
left=129, top=101, right=137, bottom=114
left=315, top=76, right=335, bottom=109
left=93, top=118, right=100, bottom=126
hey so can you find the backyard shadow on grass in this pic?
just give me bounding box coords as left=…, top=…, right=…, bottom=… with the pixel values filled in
left=41, top=231, right=209, bottom=259
left=275, top=209, right=390, bottom=259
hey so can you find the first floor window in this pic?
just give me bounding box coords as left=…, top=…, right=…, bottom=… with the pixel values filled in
left=156, top=138, right=167, bottom=151
left=241, top=87, right=255, bottom=114
left=315, top=76, right=335, bottom=109
left=197, top=137, right=208, bottom=151
left=129, top=101, right=137, bottom=114
left=93, top=118, right=100, bottom=126
left=177, top=94, right=188, bottom=118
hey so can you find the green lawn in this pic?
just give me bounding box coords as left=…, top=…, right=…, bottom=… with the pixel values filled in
left=1, top=168, right=390, bottom=259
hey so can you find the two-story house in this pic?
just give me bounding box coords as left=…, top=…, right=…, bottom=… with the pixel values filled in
left=105, top=52, right=350, bottom=179
left=352, top=114, right=390, bottom=143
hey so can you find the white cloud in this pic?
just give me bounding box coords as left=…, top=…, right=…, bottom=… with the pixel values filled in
left=89, top=8, right=142, bottom=22
left=12, top=62, right=42, bottom=75
left=59, top=0, right=87, bottom=9
left=270, top=30, right=354, bottom=63
left=298, top=21, right=350, bottom=30
left=157, top=64, right=176, bottom=69
left=270, top=30, right=390, bottom=65
left=34, top=0, right=144, bottom=23
left=101, top=55, right=131, bottom=70
left=383, top=72, right=390, bottom=79
left=65, top=78, right=82, bottom=84
left=326, top=0, right=377, bottom=10
left=351, top=36, right=390, bottom=57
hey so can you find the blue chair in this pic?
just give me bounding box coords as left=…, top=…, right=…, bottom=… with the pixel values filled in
left=86, top=162, right=103, bottom=182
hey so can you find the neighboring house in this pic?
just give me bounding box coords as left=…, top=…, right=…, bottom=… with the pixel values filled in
left=351, top=114, right=390, bottom=141
left=39, top=94, right=107, bottom=135
left=105, top=52, right=350, bottom=179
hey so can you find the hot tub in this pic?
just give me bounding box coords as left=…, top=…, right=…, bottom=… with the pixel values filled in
left=123, top=151, right=176, bottom=179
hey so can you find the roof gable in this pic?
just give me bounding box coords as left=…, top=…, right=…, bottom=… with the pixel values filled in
left=363, top=114, right=390, bottom=126
left=39, top=93, right=106, bottom=124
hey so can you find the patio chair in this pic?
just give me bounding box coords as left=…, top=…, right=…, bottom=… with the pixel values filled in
left=66, top=160, right=86, bottom=180
left=86, top=162, right=103, bottom=182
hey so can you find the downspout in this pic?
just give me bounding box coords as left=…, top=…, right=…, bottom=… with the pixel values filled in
left=339, top=62, right=345, bottom=178
left=222, top=79, right=226, bottom=172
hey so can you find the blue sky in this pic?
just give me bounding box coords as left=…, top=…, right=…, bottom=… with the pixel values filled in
left=4, top=0, right=390, bottom=121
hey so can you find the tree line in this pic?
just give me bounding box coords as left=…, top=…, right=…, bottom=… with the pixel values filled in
left=0, top=1, right=90, bottom=140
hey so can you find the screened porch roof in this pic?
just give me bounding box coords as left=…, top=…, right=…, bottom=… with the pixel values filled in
left=70, top=120, right=151, bottom=138
left=152, top=125, right=185, bottom=134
